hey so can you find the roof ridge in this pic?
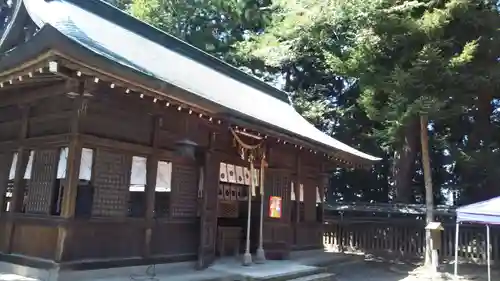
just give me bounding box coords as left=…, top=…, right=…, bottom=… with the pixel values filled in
left=62, top=0, right=291, bottom=104
left=14, top=0, right=380, bottom=162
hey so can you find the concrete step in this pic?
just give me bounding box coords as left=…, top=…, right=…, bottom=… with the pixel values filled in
left=288, top=273, right=335, bottom=281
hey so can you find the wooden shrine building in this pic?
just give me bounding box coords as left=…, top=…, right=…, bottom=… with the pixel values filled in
left=0, top=0, right=380, bottom=272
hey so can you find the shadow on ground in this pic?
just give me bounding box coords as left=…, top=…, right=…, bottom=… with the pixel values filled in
left=327, top=253, right=499, bottom=281
left=329, top=256, right=411, bottom=281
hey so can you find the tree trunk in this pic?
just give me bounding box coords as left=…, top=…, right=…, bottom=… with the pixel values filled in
left=420, top=114, right=434, bottom=267
left=391, top=119, right=419, bottom=203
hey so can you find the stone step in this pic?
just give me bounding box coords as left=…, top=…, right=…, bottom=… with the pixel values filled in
left=287, top=273, right=335, bottom=281
left=251, top=267, right=327, bottom=281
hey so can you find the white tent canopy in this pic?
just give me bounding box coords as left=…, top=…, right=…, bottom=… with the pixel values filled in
left=454, top=197, right=500, bottom=281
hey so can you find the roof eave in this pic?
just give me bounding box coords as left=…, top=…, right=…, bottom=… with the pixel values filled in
left=225, top=115, right=379, bottom=166
left=63, top=0, right=291, bottom=104
left=0, top=26, right=58, bottom=75
left=0, top=25, right=380, bottom=166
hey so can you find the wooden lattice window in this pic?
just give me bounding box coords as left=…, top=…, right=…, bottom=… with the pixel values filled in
left=3, top=151, right=32, bottom=212
left=51, top=147, right=96, bottom=216
left=170, top=162, right=198, bottom=218
left=303, top=180, right=317, bottom=222
left=316, top=186, right=323, bottom=222
left=264, top=171, right=291, bottom=221
left=299, top=202, right=305, bottom=222
left=298, top=183, right=305, bottom=222
left=74, top=148, right=95, bottom=218
left=25, top=149, right=58, bottom=215
left=154, top=160, right=172, bottom=217
left=92, top=150, right=130, bottom=218
left=128, top=156, right=147, bottom=217
left=112, top=155, right=174, bottom=218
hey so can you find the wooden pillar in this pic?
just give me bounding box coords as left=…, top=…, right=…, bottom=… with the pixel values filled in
left=290, top=153, right=301, bottom=249
left=319, top=165, right=329, bottom=224
left=6, top=105, right=30, bottom=254
left=304, top=176, right=317, bottom=223
left=318, top=172, right=329, bottom=249
left=55, top=81, right=85, bottom=262
left=10, top=105, right=30, bottom=213
left=197, top=132, right=219, bottom=269
left=0, top=154, right=11, bottom=215
left=321, top=163, right=330, bottom=204
left=294, top=154, right=301, bottom=223
left=144, top=115, right=161, bottom=257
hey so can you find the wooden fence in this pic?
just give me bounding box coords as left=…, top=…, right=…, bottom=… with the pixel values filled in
left=323, top=217, right=500, bottom=264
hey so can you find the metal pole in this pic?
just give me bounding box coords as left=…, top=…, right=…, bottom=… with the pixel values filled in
left=454, top=222, right=459, bottom=277
left=487, top=225, right=491, bottom=281
left=242, top=156, right=254, bottom=266
left=256, top=156, right=266, bottom=263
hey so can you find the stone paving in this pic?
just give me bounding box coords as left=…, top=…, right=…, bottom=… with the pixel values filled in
left=0, top=252, right=497, bottom=281
left=0, top=273, right=38, bottom=281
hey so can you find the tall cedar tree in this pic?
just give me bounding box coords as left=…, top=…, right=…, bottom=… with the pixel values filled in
left=107, top=0, right=500, bottom=204
left=238, top=0, right=500, bottom=204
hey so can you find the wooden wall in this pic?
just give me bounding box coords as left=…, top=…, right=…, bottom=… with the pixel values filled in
left=62, top=89, right=203, bottom=262
left=292, top=152, right=325, bottom=251
left=0, top=89, right=73, bottom=260
left=0, top=86, right=203, bottom=263
left=263, top=168, right=292, bottom=259
left=81, top=89, right=211, bottom=149
left=0, top=92, right=73, bottom=143
left=0, top=82, right=330, bottom=266
left=0, top=104, right=23, bottom=142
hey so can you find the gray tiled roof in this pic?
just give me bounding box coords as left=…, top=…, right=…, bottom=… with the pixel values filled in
left=22, top=0, right=380, bottom=161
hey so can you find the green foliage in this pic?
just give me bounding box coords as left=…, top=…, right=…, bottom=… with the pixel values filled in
left=237, top=0, right=500, bottom=203
left=128, top=0, right=272, bottom=63
left=238, top=0, right=492, bottom=145
left=104, top=0, right=132, bottom=10
left=112, top=0, right=500, bottom=204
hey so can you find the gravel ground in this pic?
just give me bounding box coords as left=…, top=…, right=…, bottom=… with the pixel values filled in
left=331, top=260, right=497, bottom=281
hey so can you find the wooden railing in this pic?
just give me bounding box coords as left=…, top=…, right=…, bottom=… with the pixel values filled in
left=323, top=217, right=500, bottom=264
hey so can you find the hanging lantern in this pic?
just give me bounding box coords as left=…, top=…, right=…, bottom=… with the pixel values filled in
left=175, top=139, right=199, bottom=160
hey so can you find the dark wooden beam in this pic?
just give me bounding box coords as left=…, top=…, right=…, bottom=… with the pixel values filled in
left=318, top=172, right=329, bottom=226
left=79, top=134, right=173, bottom=159
left=58, top=57, right=221, bottom=114
left=6, top=104, right=30, bottom=254
left=55, top=81, right=85, bottom=262
left=0, top=82, right=67, bottom=107
left=143, top=115, right=161, bottom=257
left=60, top=81, right=85, bottom=218
left=0, top=111, right=74, bottom=144
left=294, top=153, right=301, bottom=224
left=0, top=134, right=71, bottom=151
left=197, top=131, right=219, bottom=269
left=10, top=105, right=30, bottom=212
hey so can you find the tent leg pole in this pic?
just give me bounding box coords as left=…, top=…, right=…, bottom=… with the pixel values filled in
left=487, top=225, right=491, bottom=281
left=454, top=222, right=459, bottom=278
